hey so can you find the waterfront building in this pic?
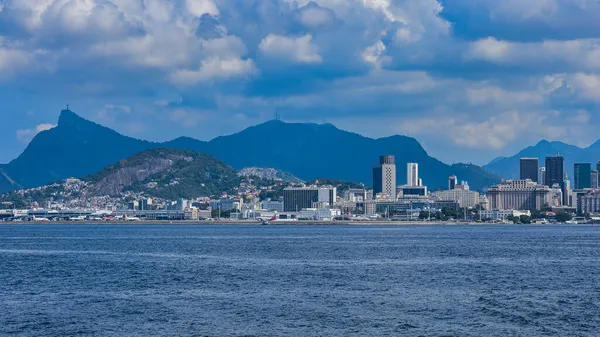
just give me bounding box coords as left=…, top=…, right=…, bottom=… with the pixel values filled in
left=407, top=163, right=419, bottom=186
left=261, top=200, right=284, bottom=212
left=283, top=186, right=336, bottom=212
left=480, top=210, right=531, bottom=221
left=373, top=155, right=396, bottom=201
left=545, top=155, right=564, bottom=189
left=397, top=185, right=428, bottom=197
left=297, top=208, right=341, bottom=221
left=577, top=191, right=600, bottom=214
left=520, top=158, right=538, bottom=182
left=449, top=176, right=458, bottom=190
left=128, top=200, right=139, bottom=210
left=591, top=170, right=599, bottom=189
left=486, top=179, right=552, bottom=211
left=220, top=198, right=243, bottom=212
left=431, top=189, right=480, bottom=208
left=538, top=167, right=546, bottom=185
left=574, top=163, right=592, bottom=190
left=344, top=189, right=368, bottom=202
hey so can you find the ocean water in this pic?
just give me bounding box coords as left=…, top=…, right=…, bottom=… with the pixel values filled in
left=1, top=225, right=599, bottom=336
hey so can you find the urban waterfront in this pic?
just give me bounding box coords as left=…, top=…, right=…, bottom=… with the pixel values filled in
left=1, top=224, right=599, bottom=336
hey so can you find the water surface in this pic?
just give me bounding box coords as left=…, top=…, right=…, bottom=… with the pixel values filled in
left=1, top=224, right=599, bottom=336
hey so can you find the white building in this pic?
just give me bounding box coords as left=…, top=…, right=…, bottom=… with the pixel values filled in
left=297, top=208, right=341, bottom=221
left=261, top=200, right=284, bottom=212
left=431, top=189, right=480, bottom=208
left=538, top=167, right=546, bottom=185
left=407, top=163, right=419, bottom=187
left=577, top=191, right=600, bottom=214
left=480, top=210, right=531, bottom=221
left=486, top=179, right=552, bottom=211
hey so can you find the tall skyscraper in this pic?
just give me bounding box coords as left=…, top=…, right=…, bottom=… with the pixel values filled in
left=574, top=163, right=592, bottom=190
left=597, top=160, right=600, bottom=172
left=449, top=176, right=458, bottom=190
left=373, top=155, right=397, bottom=200
left=520, top=158, right=538, bottom=181
left=545, top=155, right=564, bottom=189
left=407, top=163, right=419, bottom=187
left=591, top=170, right=598, bottom=189
left=538, top=167, right=546, bottom=185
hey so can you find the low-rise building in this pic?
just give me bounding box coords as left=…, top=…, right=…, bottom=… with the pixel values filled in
left=297, top=208, right=341, bottom=221
left=431, top=189, right=480, bottom=208
left=480, top=210, right=531, bottom=221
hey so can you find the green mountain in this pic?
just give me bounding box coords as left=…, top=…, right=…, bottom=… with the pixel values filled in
left=86, top=148, right=240, bottom=199
left=1, top=110, right=502, bottom=193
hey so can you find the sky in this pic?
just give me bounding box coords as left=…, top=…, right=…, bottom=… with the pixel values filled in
left=1, top=0, right=600, bottom=165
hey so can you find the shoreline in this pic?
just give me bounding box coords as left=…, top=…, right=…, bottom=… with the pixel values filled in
left=0, top=220, right=588, bottom=226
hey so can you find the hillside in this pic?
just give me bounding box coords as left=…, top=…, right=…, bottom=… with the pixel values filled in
left=0, top=109, right=502, bottom=193
left=484, top=140, right=600, bottom=179
left=86, top=149, right=240, bottom=199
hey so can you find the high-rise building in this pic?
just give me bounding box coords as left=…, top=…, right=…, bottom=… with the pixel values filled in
left=520, top=158, right=538, bottom=182
left=563, top=178, right=572, bottom=207
left=449, top=176, right=458, bottom=190
left=373, top=155, right=396, bottom=200
left=538, top=167, right=546, bottom=185
left=486, top=179, right=552, bottom=211
left=574, top=163, right=592, bottom=190
left=591, top=170, right=599, bottom=189
left=545, top=155, right=564, bottom=189
left=407, top=163, right=419, bottom=187
left=283, top=186, right=337, bottom=212
left=597, top=161, right=600, bottom=172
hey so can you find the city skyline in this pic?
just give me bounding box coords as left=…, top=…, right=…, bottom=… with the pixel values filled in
left=2, top=1, right=600, bottom=165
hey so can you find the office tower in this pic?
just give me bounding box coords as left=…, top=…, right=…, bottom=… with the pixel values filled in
left=449, top=176, right=458, bottom=190
left=283, top=186, right=337, bottom=212
left=407, top=163, right=419, bottom=187
left=538, top=167, right=546, bottom=185
left=591, top=170, right=598, bottom=189
left=545, top=155, right=564, bottom=189
left=574, top=163, right=592, bottom=190
left=597, top=161, right=600, bottom=172
left=487, top=179, right=552, bottom=211
left=373, top=156, right=397, bottom=200
left=520, top=158, right=538, bottom=181
left=563, top=178, right=572, bottom=206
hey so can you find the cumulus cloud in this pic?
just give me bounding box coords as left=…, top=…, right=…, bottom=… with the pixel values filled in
left=3, top=0, right=600, bottom=165
left=16, top=124, right=56, bottom=144
left=259, top=34, right=322, bottom=63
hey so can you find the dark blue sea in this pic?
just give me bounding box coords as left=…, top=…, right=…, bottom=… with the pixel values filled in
left=1, top=225, right=599, bottom=336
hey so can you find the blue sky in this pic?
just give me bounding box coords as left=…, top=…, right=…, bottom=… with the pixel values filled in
left=1, top=0, right=600, bottom=165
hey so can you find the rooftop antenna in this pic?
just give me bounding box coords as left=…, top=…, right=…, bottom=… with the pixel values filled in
left=66, top=104, right=70, bottom=110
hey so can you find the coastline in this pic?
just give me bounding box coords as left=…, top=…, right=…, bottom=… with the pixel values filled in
left=0, top=220, right=583, bottom=226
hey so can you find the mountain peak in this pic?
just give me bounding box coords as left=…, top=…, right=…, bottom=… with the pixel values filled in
left=57, top=109, right=89, bottom=128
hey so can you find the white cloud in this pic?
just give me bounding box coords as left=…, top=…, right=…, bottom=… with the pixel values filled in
left=170, top=57, right=256, bottom=86
left=466, top=37, right=511, bottom=62
left=16, top=123, right=56, bottom=144
left=185, top=0, right=219, bottom=17
left=259, top=34, right=322, bottom=64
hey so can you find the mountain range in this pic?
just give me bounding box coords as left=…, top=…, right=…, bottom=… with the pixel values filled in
left=484, top=140, right=600, bottom=180
left=0, top=109, right=502, bottom=193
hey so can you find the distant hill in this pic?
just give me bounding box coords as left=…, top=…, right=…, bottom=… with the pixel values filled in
left=238, top=167, right=302, bottom=183
left=484, top=140, right=600, bottom=179
left=0, top=109, right=502, bottom=193
left=85, top=148, right=240, bottom=199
